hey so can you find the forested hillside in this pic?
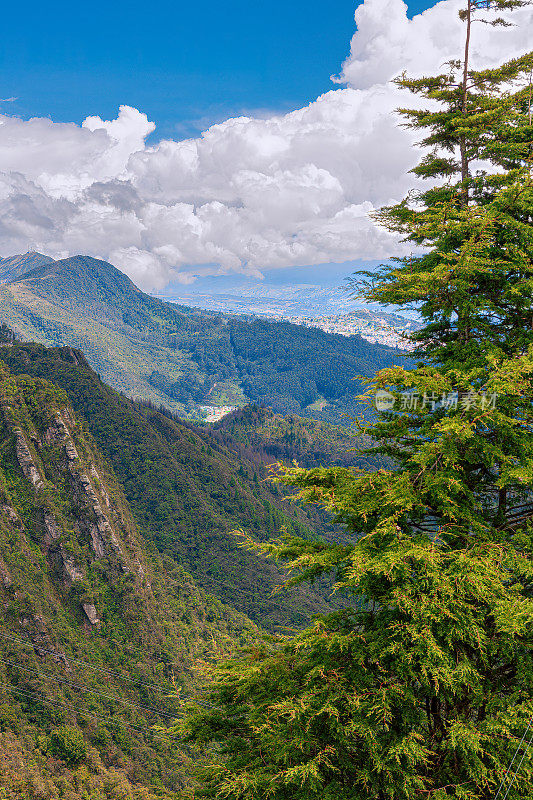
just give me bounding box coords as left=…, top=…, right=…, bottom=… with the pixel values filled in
left=0, top=341, right=342, bottom=629
left=0, top=358, right=259, bottom=800
left=0, top=253, right=407, bottom=422
left=211, top=404, right=390, bottom=470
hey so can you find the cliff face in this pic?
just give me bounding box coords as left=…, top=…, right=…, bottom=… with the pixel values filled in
left=1, top=342, right=340, bottom=629
left=0, top=363, right=154, bottom=630
left=0, top=361, right=255, bottom=799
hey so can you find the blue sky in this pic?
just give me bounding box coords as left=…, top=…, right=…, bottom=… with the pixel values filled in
left=2, top=0, right=436, bottom=140
left=4, top=0, right=524, bottom=293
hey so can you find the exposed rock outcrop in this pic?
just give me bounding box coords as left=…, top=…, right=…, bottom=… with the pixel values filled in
left=65, top=439, right=79, bottom=461
left=73, top=469, right=124, bottom=556
left=0, top=559, right=12, bottom=588
left=87, top=522, right=107, bottom=558
left=44, top=411, right=71, bottom=447
left=43, top=511, right=86, bottom=586
left=14, top=429, right=44, bottom=489
left=61, top=553, right=84, bottom=583
left=82, top=602, right=100, bottom=625
left=54, top=409, right=125, bottom=562
left=42, top=511, right=61, bottom=547
left=90, top=464, right=111, bottom=507
left=1, top=504, right=22, bottom=528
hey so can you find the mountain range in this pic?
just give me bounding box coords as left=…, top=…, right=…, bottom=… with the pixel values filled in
left=0, top=255, right=401, bottom=797
left=0, top=253, right=408, bottom=423
left=0, top=331, right=381, bottom=798
left=0, top=340, right=345, bottom=630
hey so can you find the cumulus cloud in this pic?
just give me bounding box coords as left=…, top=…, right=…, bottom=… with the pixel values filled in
left=336, top=0, right=532, bottom=87
left=0, top=0, right=531, bottom=290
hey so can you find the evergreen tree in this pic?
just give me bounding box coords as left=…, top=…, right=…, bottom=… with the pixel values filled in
left=392, top=0, right=533, bottom=206
left=178, top=2, right=533, bottom=798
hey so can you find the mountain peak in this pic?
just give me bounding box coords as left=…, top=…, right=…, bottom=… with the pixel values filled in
left=5, top=254, right=146, bottom=313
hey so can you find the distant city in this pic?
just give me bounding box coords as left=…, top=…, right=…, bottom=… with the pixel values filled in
left=159, top=284, right=360, bottom=317
left=269, top=310, right=420, bottom=350
left=156, top=284, right=422, bottom=350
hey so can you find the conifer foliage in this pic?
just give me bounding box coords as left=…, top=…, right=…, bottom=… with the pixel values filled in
left=180, top=1, right=533, bottom=798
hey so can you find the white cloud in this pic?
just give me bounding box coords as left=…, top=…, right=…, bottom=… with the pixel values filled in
left=336, top=0, right=532, bottom=87
left=0, top=0, right=531, bottom=290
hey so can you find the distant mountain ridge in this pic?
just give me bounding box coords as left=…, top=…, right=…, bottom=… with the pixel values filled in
left=0, top=251, right=54, bottom=283
left=0, top=252, right=407, bottom=422
left=3, top=253, right=191, bottom=326
left=6, top=253, right=137, bottom=293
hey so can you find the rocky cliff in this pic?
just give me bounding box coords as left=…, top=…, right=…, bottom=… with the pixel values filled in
left=0, top=360, right=255, bottom=799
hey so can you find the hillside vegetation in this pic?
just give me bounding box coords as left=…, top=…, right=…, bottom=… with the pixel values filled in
left=0, top=358, right=258, bottom=800
left=211, top=404, right=390, bottom=470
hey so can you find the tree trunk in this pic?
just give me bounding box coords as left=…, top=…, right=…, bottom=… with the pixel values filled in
left=460, top=0, right=472, bottom=205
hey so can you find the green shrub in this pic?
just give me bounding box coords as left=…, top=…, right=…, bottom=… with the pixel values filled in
left=48, top=725, right=87, bottom=765
left=0, top=703, right=21, bottom=733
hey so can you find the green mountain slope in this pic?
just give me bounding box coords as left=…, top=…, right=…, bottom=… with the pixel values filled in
left=210, top=405, right=390, bottom=470
left=0, top=359, right=257, bottom=799
left=0, top=341, right=340, bottom=629
left=0, top=253, right=407, bottom=422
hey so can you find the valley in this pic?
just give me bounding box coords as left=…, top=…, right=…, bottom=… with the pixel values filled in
left=0, top=316, right=390, bottom=797
left=1, top=0, right=531, bottom=792
left=0, top=253, right=409, bottom=424
left=0, top=332, right=381, bottom=798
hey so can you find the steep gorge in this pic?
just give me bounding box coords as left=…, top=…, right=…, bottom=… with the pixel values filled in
left=0, top=360, right=256, bottom=799
left=1, top=341, right=340, bottom=628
